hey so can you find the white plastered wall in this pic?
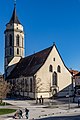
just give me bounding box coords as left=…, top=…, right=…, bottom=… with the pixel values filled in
left=35, top=45, right=72, bottom=98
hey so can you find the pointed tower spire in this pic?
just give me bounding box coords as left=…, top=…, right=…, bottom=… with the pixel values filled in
left=8, top=0, right=21, bottom=24
left=4, top=1, right=24, bottom=78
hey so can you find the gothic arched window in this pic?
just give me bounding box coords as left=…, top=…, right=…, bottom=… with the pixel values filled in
left=52, top=72, right=57, bottom=86
left=16, top=35, right=19, bottom=46
left=5, top=36, right=7, bottom=47
left=17, top=48, right=19, bottom=54
left=10, top=48, right=12, bottom=55
left=22, top=37, right=23, bottom=47
left=57, top=65, right=61, bottom=73
left=30, top=78, right=33, bottom=92
left=9, top=34, right=12, bottom=46
left=25, top=79, right=28, bottom=92
left=49, top=65, right=53, bottom=72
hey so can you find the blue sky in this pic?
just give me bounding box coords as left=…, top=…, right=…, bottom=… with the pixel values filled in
left=0, top=0, right=80, bottom=73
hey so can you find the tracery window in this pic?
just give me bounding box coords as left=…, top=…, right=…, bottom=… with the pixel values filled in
left=22, top=37, right=23, bottom=47
left=52, top=72, right=57, bottom=86
left=17, top=48, right=19, bottom=54
left=10, top=48, right=12, bottom=55
left=5, top=36, right=7, bottom=47
left=30, top=78, right=33, bottom=92
left=16, top=35, right=19, bottom=46
left=9, top=34, right=12, bottom=46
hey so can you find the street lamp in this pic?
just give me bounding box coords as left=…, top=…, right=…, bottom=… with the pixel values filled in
left=66, top=86, right=70, bottom=109
left=66, top=94, right=70, bottom=109
left=68, top=86, right=70, bottom=109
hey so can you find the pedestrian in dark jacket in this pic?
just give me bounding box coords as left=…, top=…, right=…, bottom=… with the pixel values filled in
left=25, top=108, right=29, bottom=119
left=19, top=109, right=23, bottom=118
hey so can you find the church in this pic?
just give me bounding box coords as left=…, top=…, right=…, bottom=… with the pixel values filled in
left=4, top=5, right=73, bottom=99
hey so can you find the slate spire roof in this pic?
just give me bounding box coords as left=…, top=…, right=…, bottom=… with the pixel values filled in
left=8, top=5, right=21, bottom=24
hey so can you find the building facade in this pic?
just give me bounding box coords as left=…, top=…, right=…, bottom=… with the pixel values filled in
left=5, top=5, right=72, bottom=99
left=74, top=72, right=80, bottom=95
left=7, top=45, right=72, bottom=99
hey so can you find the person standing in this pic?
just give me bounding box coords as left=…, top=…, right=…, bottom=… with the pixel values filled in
left=25, top=108, right=29, bottom=119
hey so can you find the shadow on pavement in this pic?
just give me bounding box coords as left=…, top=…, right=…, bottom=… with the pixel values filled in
left=37, top=115, right=80, bottom=120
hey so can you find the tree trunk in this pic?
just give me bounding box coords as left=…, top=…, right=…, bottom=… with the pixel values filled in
left=0, top=98, right=3, bottom=103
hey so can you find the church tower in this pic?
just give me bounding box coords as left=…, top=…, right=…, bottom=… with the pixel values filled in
left=4, top=4, right=24, bottom=78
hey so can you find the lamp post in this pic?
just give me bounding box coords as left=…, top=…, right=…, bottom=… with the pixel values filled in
left=68, top=86, right=70, bottom=109
left=68, top=95, right=70, bottom=109
left=66, top=86, right=70, bottom=109
left=66, top=94, right=70, bottom=109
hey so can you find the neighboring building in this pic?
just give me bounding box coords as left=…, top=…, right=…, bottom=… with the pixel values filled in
left=69, top=69, right=79, bottom=97
left=5, top=5, right=72, bottom=99
left=69, top=69, right=79, bottom=76
left=74, top=72, right=80, bottom=95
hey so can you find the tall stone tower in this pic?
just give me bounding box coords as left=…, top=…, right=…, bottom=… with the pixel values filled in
left=4, top=5, right=24, bottom=78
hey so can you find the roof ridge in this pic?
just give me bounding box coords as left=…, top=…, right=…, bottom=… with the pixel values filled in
left=7, top=45, right=53, bottom=79
left=24, top=45, right=53, bottom=59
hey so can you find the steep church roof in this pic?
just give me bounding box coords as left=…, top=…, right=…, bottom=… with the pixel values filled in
left=8, top=6, right=21, bottom=24
left=7, top=46, right=53, bottom=79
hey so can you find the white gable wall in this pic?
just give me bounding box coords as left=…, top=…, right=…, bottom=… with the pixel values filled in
left=35, top=45, right=72, bottom=98
left=7, top=46, right=72, bottom=99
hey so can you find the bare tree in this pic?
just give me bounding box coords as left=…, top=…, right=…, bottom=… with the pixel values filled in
left=0, top=77, right=10, bottom=103
left=35, top=78, right=43, bottom=93
left=12, top=79, right=22, bottom=96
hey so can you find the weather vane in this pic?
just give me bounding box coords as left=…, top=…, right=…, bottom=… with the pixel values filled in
left=14, top=0, right=16, bottom=7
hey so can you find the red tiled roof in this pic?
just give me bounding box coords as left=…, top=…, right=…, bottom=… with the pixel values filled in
left=74, top=72, right=80, bottom=77
left=69, top=70, right=79, bottom=75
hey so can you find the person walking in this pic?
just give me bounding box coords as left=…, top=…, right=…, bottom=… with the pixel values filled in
left=19, top=109, right=23, bottom=118
left=13, top=109, right=22, bottom=119
left=18, top=109, right=22, bottom=119
left=25, top=108, right=29, bottom=119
